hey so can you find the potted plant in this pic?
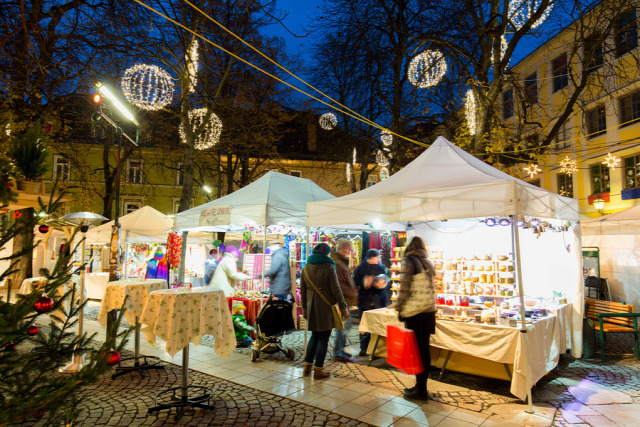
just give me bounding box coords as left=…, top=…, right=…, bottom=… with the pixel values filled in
left=9, top=122, right=49, bottom=192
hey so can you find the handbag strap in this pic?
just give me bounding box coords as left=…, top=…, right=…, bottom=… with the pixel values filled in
left=303, top=267, right=332, bottom=307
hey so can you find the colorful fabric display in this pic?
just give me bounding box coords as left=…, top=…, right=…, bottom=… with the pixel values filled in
left=166, top=232, right=182, bottom=270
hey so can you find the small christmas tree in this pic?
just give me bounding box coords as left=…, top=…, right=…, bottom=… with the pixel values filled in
left=0, top=188, right=130, bottom=425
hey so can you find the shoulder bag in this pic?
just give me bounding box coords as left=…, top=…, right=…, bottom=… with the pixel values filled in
left=399, top=257, right=435, bottom=318
left=303, top=267, right=345, bottom=330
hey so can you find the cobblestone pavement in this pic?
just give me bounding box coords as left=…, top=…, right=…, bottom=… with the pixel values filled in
left=78, top=303, right=640, bottom=426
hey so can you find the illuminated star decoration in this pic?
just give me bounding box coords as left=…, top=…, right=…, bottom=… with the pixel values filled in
left=602, top=153, right=620, bottom=170
left=186, top=38, right=199, bottom=93
left=179, top=108, right=223, bottom=150
left=13, top=210, right=22, bottom=219
left=408, top=50, right=447, bottom=89
left=465, top=89, right=477, bottom=135
left=380, top=129, right=393, bottom=146
left=121, top=64, right=174, bottom=111
left=560, top=156, right=577, bottom=175
left=524, top=163, right=541, bottom=178
left=379, top=167, right=390, bottom=180
left=376, top=150, right=390, bottom=167
left=508, top=0, right=553, bottom=31
left=319, top=112, right=337, bottom=130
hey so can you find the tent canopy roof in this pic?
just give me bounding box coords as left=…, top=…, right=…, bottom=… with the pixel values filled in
left=582, top=204, right=640, bottom=235
left=307, top=136, right=579, bottom=228
left=174, top=171, right=335, bottom=231
left=86, top=205, right=173, bottom=243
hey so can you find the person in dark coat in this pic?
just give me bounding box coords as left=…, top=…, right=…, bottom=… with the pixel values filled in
left=395, top=236, right=436, bottom=401
left=300, top=243, right=349, bottom=379
left=353, top=248, right=387, bottom=356
left=330, top=240, right=358, bottom=362
left=263, top=243, right=292, bottom=300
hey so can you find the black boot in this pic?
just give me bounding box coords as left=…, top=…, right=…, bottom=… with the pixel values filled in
left=403, top=389, right=429, bottom=401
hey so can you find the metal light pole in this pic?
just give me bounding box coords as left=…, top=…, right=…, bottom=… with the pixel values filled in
left=59, top=211, right=107, bottom=374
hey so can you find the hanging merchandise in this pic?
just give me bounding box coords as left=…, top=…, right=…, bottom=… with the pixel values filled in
left=240, top=231, right=254, bottom=253
left=166, top=231, right=183, bottom=270
left=381, top=234, right=393, bottom=267
left=352, top=239, right=362, bottom=266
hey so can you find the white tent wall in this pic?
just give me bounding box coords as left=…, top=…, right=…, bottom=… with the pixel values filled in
left=582, top=233, right=640, bottom=307
left=412, top=220, right=583, bottom=358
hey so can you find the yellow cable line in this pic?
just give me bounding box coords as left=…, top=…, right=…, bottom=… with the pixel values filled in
left=181, top=0, right=378, bottom=128
left=132, top=0, right=429, bottom=148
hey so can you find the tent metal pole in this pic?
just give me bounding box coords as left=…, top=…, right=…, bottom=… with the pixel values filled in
left=510, top=215, right=534, bottom=413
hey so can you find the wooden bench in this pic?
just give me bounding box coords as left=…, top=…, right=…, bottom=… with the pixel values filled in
left=585, top=298, right=640, bottom=362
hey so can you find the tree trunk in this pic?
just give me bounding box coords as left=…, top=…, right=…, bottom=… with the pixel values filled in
left=10, top=208, right=34, bottom=286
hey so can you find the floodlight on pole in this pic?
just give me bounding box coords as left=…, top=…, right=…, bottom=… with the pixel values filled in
left=96, top=81, right=140, bottom=127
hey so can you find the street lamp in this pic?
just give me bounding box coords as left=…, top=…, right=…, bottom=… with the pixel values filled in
left=202, top=185, right=212, bottom=201
left=593, top=198, right=606, bottom=215
left=59, top=211, right=107, bottom=374
left=93, top=81, right=139, bottom=282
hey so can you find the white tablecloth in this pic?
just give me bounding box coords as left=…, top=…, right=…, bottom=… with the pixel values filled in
left=139, top=288, right=235, bottom=358
left=97, top=279, right=167, bottom=327
left=85, top=273, right=110, bottom=300
left=360, top=307, right=567, bottom=401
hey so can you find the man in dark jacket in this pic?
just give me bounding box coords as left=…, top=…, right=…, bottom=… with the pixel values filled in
left=353, top=248, right=387, bottom=356
left=330, top=240, right=358, bottom=362
left=264, top=243, right=292, bottom=300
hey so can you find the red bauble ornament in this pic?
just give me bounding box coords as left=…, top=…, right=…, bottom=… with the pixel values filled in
left=38, top=224, right=50, bottom=234
left=105, top=350, right=121, bottom=366
left=27, top=325, right=40, bottom=336
left=34, top=295, right=54, bottom=314
left=4, top=342, right=16, bottom=351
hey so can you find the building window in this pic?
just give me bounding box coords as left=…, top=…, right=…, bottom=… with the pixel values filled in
left=53, top=155, right=70, bottom=181
left=554, top=121, right=571, bottom=150
left=557, top=174, right=574, bottom=198
left=126, top=159, right=143, bottom=184
left=624, top=155, right=640, bottom=189
left=528, top=179, right=541, bottom=187
left=123, top=199, right=142, bottom=214
left=586, top=106, right=606, bottom=138
left=590, top=164, right=610, bottom=194
left=620, top=91, right=640, bottom=126
left=524, top=72, right=537, bottom=105
left=503, top=89, right=514, bottom=119
left=289, top=170, right=301, bottom=178
left=615, top=9, right=638, bottom=57
left=366, top=175, right=378, bottom=188
left=552, top=53, right=569, bottom=92
left=584, top=34, right=603, bottom=72
left=176, top=163, right=184, bottom=186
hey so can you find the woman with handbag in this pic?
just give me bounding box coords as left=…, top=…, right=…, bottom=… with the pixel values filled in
left=300, top=243, right=350, bottom=379
left=395, top=236, right=436, bottom=401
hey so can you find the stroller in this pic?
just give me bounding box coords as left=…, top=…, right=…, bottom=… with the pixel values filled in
left=250, top=297, right=295, bottom=362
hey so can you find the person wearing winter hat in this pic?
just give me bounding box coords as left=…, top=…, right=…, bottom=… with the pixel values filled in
left=300, top=243, right=349, bottom=379
left=231, top=302, right=254, bottom=348
left=353, top=248, right=387, bottom=356
left=210, top=245, right=250, bottom=297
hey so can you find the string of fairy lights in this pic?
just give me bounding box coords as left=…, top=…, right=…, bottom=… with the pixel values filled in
left=126, top=0, right=626, bottom=184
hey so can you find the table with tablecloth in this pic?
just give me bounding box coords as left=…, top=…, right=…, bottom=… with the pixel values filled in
left=140, top=288, right=235, bottom=358
left=97, top=278, right=167, bottom=327
left=359, top=305, right=571, bottom=401
left=19, top=275, right=83, bottom=318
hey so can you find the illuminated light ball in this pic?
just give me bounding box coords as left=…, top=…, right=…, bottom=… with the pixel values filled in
left=376, top=150, right=390, bottom=167
left=319, top=112, right=337, bottom=130
left=407, top=50, right=447, bottom=89
left=380, top=129, right=393, bottom=146
left=179, top=108, right=223, bottom=150
left=38, top=224, right=50, bottom=234
left=379, top=167, right=389, bottom=180
left=34, top=295, right=54, bottom=314
left=121, top=64, right=174, bottom=111
left=27, top=325, right=40, bottom=336
left=508, top=0, right=553, bottom=31
left=105, top=350, right=121, bottom=366
left=465, top=90, right=477, bottom=135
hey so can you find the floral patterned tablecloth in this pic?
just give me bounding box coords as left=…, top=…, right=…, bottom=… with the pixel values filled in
left=139, top=288, right=235, bottom=359
left=97, top=278, right=167, bottom=327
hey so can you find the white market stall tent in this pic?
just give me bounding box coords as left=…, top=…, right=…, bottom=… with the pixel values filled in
left=307, top=136, right=583, bottom=404
left=86, top=205, right=174, bottom=244
left=173, top=171, right=336, bottom=290
left=582, top=204, right=640, bottom=307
